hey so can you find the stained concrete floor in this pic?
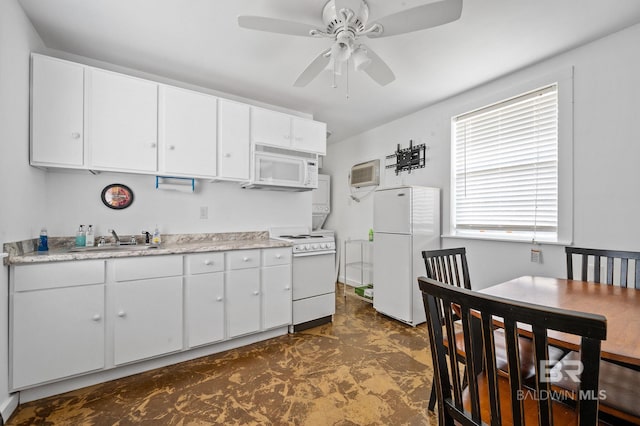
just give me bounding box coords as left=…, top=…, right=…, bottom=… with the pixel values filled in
left=6, top=287, right=436, bottom=425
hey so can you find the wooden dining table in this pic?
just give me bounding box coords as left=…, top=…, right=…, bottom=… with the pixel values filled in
left=478, top=275, right=640, bottom=368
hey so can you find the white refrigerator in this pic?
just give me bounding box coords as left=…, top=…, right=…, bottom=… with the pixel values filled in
left=373, top=186, right=440, bottom=326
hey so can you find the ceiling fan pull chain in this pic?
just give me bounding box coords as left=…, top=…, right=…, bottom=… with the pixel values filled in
left=346, top=58, right=350, bottom=100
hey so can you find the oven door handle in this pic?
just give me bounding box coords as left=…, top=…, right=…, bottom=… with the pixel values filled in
left=293, top=250, right=336, bottom=257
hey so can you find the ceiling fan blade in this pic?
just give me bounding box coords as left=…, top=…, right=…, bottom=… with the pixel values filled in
left=238, top=15, right=318, bottom=37
left=359, top=45, right=395, bottom=86
left=369, top=0, right=462, bottom=38
left=293, top=48, right=332, bottom=87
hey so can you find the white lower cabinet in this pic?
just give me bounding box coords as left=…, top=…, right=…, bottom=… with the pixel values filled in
left=9, top=246, right=292, bottom=392
left=112, top=277, right=183, bottom=365
left=226, top=268, right=261, bottom=338
left=12, top=284, right=105, bottom=389
left=262, top=265, right=292, bottom=330
left=185, top=273, right=225, bottom=348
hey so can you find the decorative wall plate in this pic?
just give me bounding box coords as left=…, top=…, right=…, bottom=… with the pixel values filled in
left=101, top=184, right=134, bottom=209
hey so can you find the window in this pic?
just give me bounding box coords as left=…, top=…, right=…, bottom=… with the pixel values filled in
left=451, top=82, right=566, bottom=243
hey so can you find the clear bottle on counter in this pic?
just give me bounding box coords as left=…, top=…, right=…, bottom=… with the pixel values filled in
left=152, top=226, right=161, bottom=245
left=75, top=225, right=86, bottom=247
left=37, top=227, right=48, bottom=252
left=85, top=225, right=95, bottom=247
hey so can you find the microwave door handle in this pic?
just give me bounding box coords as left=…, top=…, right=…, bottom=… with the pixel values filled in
left=303, top=160, right=308, bottom=185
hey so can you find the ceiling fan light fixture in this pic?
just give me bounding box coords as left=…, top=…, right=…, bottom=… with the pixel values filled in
left=352, top=46, right=371, bottom=71
left=331, top=33, right=353, bottom=62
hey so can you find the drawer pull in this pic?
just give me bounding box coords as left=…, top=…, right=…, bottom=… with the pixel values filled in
left=276, top=254, right=282, bottom=259
left=92, top=314, right=102, bottom=321
left=253, top=291, right=259, bottom=296
left=204, top=260, right=213, bottom=266
left=216, top=296, right=223, bottom=302
left=284, top=286, right=290, bottom=291
left=117, top=310, right=127, bottom=318
left=243, top=257, right=250, bottom=262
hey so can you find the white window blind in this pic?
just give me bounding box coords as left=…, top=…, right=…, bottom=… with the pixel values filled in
left=452, top=84, right=558, bottom=239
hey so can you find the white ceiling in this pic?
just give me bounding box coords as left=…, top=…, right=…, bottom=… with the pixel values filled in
left=17, top=0, right=640, bottom=143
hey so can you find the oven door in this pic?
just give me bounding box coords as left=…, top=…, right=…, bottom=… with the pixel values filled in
left=254, top=152, right=306, bottom=188
left=292, top=251, right=336, bottom=300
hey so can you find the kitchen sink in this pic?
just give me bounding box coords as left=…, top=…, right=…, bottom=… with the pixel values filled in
left=68, top=245, right=159, bottom=253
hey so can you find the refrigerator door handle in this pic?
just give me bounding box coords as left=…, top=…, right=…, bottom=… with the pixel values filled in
left=397, top=193, right=406, bottom=197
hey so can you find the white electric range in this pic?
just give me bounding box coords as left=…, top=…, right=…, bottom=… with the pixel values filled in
left=270, top=227, right=336, bottom=332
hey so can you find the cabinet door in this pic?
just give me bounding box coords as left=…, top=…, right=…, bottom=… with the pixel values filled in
left=262, top=265, right=292, bottom=330
left=12, top=284, right=105, bottom=389
left=113, top=277, right=183, bottom=365
left=251, top=107, right=291, bottom=148
left=31, top=55, right=85, bottom=166
left=186, top=273, right=225, bottom=348
left=159, top=86, right=217, bottom=177
left=291, top=117, right=327, bottom=155
left=218, top=99, right=250, bottom=180
left=226, top=268, right=260, bottom=337
left=87, top=68, right=158, bottom=172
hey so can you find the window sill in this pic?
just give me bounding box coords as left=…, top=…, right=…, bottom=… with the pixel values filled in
left=442, top=233, right=571, bottom=246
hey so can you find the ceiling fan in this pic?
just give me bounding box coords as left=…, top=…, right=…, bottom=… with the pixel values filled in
left=238, top=0, right=463, bottom=87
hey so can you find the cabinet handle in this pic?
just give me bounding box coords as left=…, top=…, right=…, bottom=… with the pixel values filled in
left=243, top=257, right=250, bottom=262
left=169, top=145, right=175, bottom=150
left=284, top=286, right=290, bottom=291
left=92, top=314, right=102, bottom=321
left=71, top=132, right=81, bottom=139
left=253, top=291, right=259, bottom=296
left=216, top=296, right=223, bottom=302
left=117, top=310, right=126, bottom=318
left=150, top=143, right=157, bottom=148
left=204, top=260, right=212, bottom=265
left=276, top=254, right=282, bottom=259
left=224, top=153, right=231, bottom=158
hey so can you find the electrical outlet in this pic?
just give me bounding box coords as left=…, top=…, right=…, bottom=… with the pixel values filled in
left=199, top=206, right=208, bottom=220
left=530, top=249, right=542, bottom=263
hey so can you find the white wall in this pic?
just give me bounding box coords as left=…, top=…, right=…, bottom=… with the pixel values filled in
left=324, top=22, right=640, bottom=289
left=0, top=0, right=47, bottom=419
left=43, top=170, right=311, bottom=238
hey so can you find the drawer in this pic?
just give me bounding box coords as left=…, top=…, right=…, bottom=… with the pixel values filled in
left=187, top=252, right=224, bottom=274
left=13, top=260, right=105, bottom=292
left=114, top=255, right=183, bottom=282
left=262, top=248, right=292, bottom=267
left=226, top=250, right=260, bottom=270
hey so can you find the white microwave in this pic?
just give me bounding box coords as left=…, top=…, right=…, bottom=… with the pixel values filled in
left=242, top=145, right=319, bottom=191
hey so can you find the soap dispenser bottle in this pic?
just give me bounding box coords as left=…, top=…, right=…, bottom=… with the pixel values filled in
left=85, top=225, right=95, bottom=247
left=152, top=226, right=161, bottom=245
left=75, top=225, right=86, bottom=247
left=38, top=227, right=49, bottom=252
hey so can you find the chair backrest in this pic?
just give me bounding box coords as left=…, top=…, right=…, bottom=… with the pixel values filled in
left=566, top=246, right=640, bottom=289
left=418, top=276, right=607, bottom=426
left=422, top=247, right=471, bottom=290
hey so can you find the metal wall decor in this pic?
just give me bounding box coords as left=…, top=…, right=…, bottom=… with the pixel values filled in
left=385, top=140, right=426, bottom=175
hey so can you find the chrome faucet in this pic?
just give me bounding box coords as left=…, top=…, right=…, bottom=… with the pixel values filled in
left=111, top=229, right=121, bottom=245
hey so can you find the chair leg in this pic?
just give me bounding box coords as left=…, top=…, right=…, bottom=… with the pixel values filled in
left=428, top=380, right=437, bottom=412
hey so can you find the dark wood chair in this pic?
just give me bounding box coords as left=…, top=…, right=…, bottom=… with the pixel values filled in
left=418, top=276, right=607, bottom=425
left=566, top=246, right=640, bottom=288
left=422, top=248, right=566, bottom=412
left=564, top=246, right=640, bottom=423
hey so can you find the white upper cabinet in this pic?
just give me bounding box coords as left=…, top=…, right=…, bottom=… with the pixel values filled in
left=292, top=116, right=327, bottom=155
left=87, top=68, right=158, bottom=172
left=217, top=99, right=250, bottom=180
left=159, top=86, right=218, bottom=178
left=251, top=107, right=326, bottom=155
left=31, top=55, right=85, bottom=167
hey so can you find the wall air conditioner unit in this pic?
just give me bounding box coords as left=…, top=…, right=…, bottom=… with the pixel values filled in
left=350, top=159, right=380, bottom=188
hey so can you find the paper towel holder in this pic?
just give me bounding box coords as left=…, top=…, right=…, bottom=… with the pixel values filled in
left=155, top=176, right=195, bottom=193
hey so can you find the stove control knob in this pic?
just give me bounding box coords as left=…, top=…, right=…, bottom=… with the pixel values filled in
left=312, top=244, right=319, bottom=249
left=305, top=244, right=311, bottom=250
